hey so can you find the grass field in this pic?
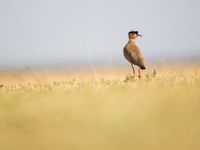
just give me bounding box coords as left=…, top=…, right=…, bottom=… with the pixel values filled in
left=0, top=64, right=200, bottom=150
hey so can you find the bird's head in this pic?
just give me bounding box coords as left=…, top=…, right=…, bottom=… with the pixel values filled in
left=128, top=30, right=143, bottom=39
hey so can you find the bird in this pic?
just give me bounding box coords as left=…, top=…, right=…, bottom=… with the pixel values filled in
left=123, top=30, right=146, bottom=78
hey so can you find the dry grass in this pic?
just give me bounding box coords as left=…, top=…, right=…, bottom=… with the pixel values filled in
left=0, top=64, right=200, bottom=150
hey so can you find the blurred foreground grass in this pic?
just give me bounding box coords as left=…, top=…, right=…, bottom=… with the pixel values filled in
left=0, top=64, right=200, bottom=150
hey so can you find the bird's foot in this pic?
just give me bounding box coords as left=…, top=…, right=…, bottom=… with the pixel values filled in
left=124, top=75, right=135, bottom=82
left=138, top=75, right=142, bottom=80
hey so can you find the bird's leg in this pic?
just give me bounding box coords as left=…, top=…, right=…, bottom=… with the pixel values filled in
left=131, top=64, right=135, bottom=76
left=138, top=69, right=141, bottom=79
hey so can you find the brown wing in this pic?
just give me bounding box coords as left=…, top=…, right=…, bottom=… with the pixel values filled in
left=123, top=46, right=138, bottom=64
left=124, top=44, right=146, bottom=69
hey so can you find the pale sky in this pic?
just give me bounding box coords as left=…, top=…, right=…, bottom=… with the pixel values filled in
left=0, top=0, right=200, bottom=69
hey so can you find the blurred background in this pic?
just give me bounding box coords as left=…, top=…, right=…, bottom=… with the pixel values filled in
left=0, top=0, right=200, bottom=70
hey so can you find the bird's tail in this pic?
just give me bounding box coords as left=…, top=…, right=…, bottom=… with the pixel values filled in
left=139, top=64, right=146, bottom=70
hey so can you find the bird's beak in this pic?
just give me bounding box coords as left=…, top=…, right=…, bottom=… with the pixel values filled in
left=137, top=34, right=143, bottom=37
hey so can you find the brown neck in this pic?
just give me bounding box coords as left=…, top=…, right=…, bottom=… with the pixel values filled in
left=129, top=38, right=136, bottom=42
